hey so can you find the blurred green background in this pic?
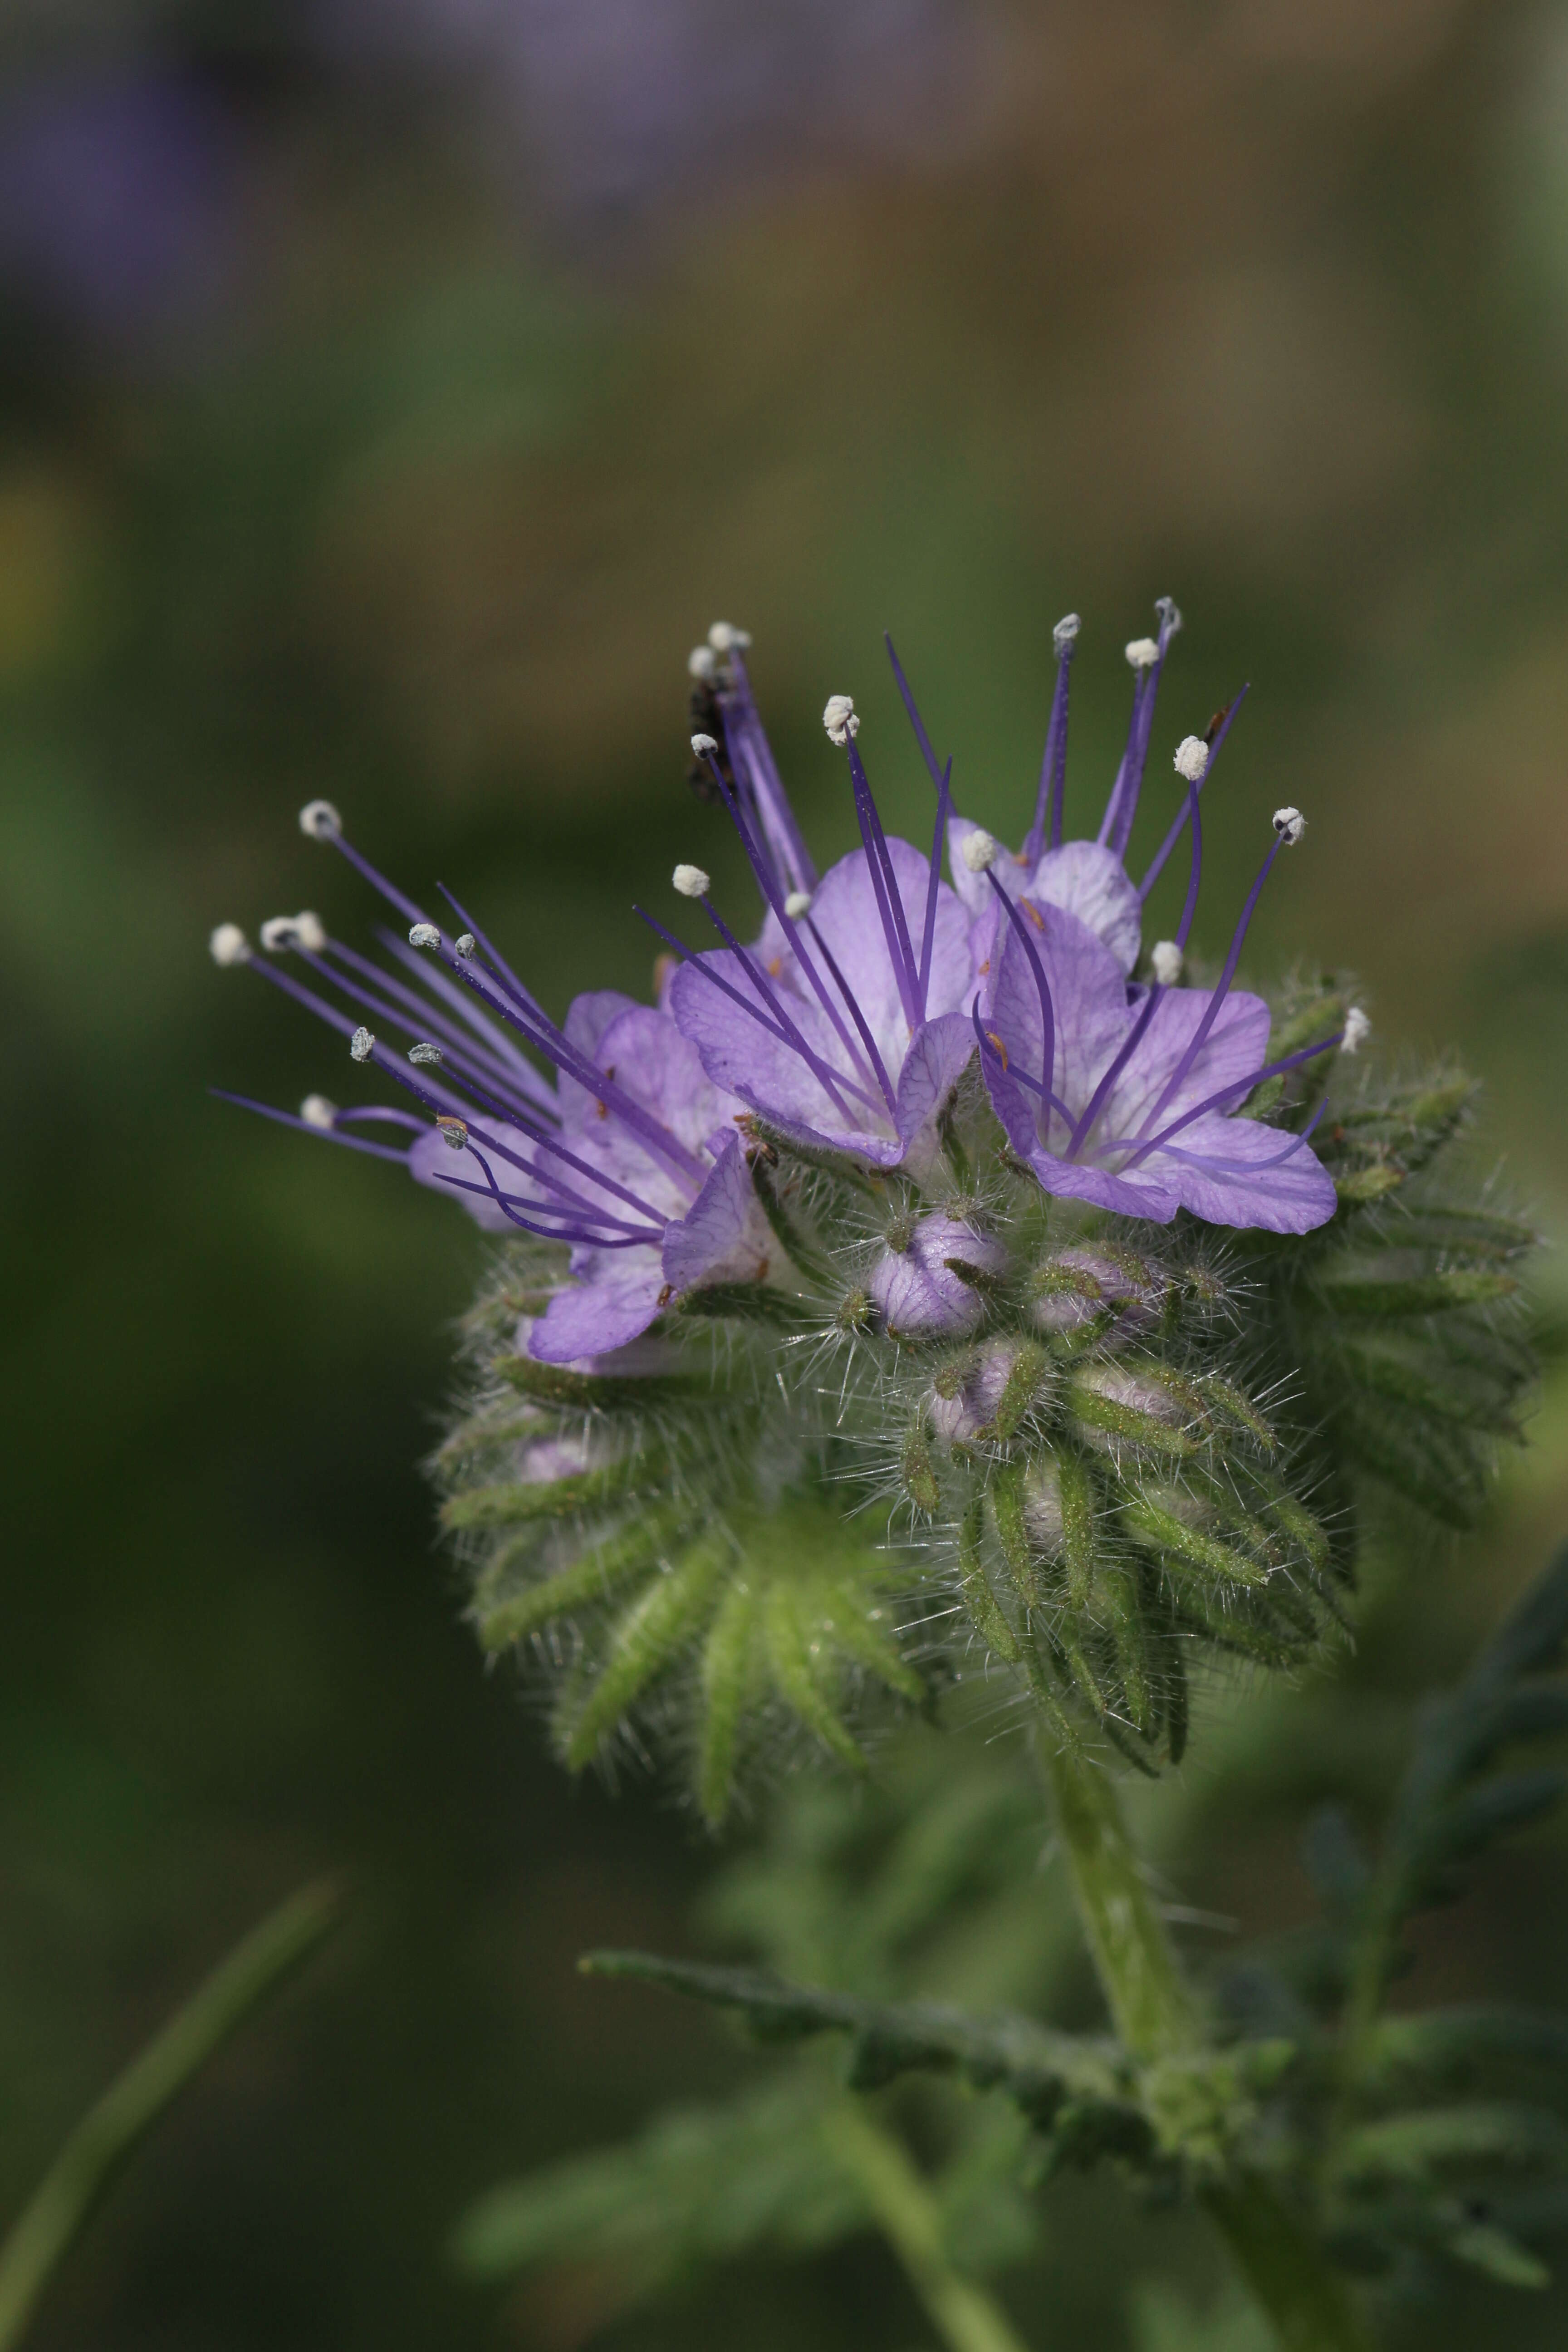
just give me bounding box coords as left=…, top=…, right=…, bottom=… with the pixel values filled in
left=7, top=0, right=1568, bottom=2344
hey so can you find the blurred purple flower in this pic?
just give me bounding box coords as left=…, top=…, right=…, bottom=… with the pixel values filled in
left=0, top=70, right=233, bottom=342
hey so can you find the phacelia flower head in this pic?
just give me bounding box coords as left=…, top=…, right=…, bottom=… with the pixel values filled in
left=211, top=812, right=769, bottom=1365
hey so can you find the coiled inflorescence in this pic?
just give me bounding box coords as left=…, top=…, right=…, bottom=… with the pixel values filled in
left=212, top=607, right=1536, bottom=1820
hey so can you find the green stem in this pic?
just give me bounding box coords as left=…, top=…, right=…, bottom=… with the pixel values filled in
left=1202, top=2177, right=1377, bottom=2352
left=1044, top=1748, right=1376, bottom=2351
left=821, top=2102, right=1033, bottom=2352
left=1044, top=1742, right=1191, bottom=2059
left=0, top=1879, right=339, bottom=2352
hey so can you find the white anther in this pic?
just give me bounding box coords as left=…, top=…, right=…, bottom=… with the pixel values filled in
left=1173, top=735, right=1209, bottom=783
left=1343, top=1006, right=1371, bottom=1055
left=707, top=621, right=751, bottom=653
left=959, top=828, right=1000, bottom=874
left=294, top=910, right=326, bottom=952
left=672, top=863, right=711, bottom=899
left=454, top=933, right=475, bottom=958
left=260, top=912, right=323, bottom=953
left=823, top=693, right=859, bottom=745
left=1272, top=806, right=1306, bottom=846
left=1053, top=612, right=1081, bottom=654
left=688, top=645, right=718, bottom=681
left=690, top=732, right=719, bottom=757
left=208, top=922, right=250, bottom=966
left=349, top=1026, right=375, bottom=1062
left=408, top=1041, right=444, bottom=1065
left=436, top=1116, right=469, bottom=1151
left=784, top=891, right=813, bottom=920
left=1155, top=595, right=1183, bottom=637
left=299, top=799, right=342, bottom=840
left=300, top=1094, right=337, bottom=1130
left=408, top=922, right=442, bottom=950
left=1125, top=637, right=1160, bottom=670
left=1151, top=940, right=1184, bottom=987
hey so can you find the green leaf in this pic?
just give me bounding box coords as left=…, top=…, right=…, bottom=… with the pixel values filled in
left=1314, top=1272, right=1518, bottom=1318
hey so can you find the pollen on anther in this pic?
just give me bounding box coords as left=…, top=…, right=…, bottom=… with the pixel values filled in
left=1272, top=806, right=1307, bottom=846
left=708, top=621, right=751, bottom=653
left=408, top=1041, right=444, bottom=1065
left=823, top=693, right=859, bottom=746
left=300, top=1094, right=337, bottom=1129
left=1343, top=1006, right=1371, bottom=1054
left=690, top=732, right=718, bottom=757
left=960, top=829, right=1000, bottom=873
left=209, top=922, right=250, bottom=966
left=1173, top=735, right=1208, bottom=783
left=454, top=933, right=476, bottom=957
left=1151, top=940, right=1183, bottom=987
left=1053, top=612, right=1081, bottom=653
left=409, top=922, right=441, bottom=950
left=784, top=891, right=813, bottom=919
left=299, top=799, right=342, bottom=840
left=436, top=1116, right=469, bottom=1151
left=688, top=645, right=717, bottom=681
left=349, top=1026, right=375, bottom=1062
left=1125, top=637, right=1160, bottom=670
left=672, top=863, right=711, bottom=899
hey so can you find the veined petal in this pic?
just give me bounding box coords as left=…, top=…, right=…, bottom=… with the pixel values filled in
left=951, top=823, right=1142, bottom=975
left=529, top=1257, right=669, bottom=1362
left=1144, top=1110, right=1338, bottom=1233
left=662, top=1132, right=771, bottom=1292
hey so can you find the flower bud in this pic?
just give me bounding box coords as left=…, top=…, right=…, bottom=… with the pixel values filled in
left=869, top=1215, right=1007, bottom=1339
left=929, top=1338, right=1050, bottom=1447
left=1031, top=1246, right=1162, bottom=1348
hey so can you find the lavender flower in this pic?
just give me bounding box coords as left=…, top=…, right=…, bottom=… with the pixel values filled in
left=211, top=803, right=769, bottom=1365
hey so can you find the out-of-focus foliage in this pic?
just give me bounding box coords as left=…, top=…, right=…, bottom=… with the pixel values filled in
left=7, top=0, right=1568, bottom=2346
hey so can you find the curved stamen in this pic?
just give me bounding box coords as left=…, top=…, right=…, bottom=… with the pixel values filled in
left=1063, top=762, right=1204, bottom=1162
left=1024, top=616, right=1078, bottom=862
left=210, top=1090, right=412, bottom=1164
left=294, top=942, right=548, bottom=1124
left=983, top=872, right=1059, bottom=1131
left=1119, top=1029, right=1343, bottom=1171
left=1149, top=1099, right=1329, bottom=1178
left=1137, top=686, right=1247, bottom=902
left=438, top=1147, right=663, bottom=1247
left=844, top=737, right=921, bottom=1033
left=696, top=896, right=876, bottom=1122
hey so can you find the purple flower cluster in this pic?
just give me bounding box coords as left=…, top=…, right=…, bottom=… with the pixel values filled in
left=213, top=604, right=1349, bottom=1366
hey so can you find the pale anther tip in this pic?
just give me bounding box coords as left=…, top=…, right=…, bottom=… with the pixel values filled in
left=1125, top=636, right=1160, bottom=670
left=672, top=863, right=711, bottom=900
left=1343, top=1006, right=1371, bottom=1054
left=1272, top=806, right=1306, bottom=846
left=707, top=621, right=751, bottom=653
left=436, top=1116, right=469, bottom=1151
left=1173, top=735, right=1209, bottom=783
left=409, top=922, right=442, bottom=950
left=823, top=693, right=859, bottom=746
left=687, top=645, right=717, bottom=681
left=1053, top=612, right=1081, bottom=652
left=454, top=932, right=476, bottom=958
left=408, top=1041, right=444, bottom=1066
left=1151, top=940, right=1184, bottom=987
left=690, top=732, right=718, bottom=757
left=349, top=1025, right=375, bottom=1062
left=300, top=1093, right=337, bottom=1130
left=784, top=891, right=813, bottom=920
left=208, top=922, right=250, bottom=967
left=299, top=798, right=342, bottom=840
left=959, top=828, right=1000, bottom=874
left=260, top=911, right=326, bottom=954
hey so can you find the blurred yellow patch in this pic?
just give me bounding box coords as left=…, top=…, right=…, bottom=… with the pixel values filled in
left=0, top=470, right=85, bottom=679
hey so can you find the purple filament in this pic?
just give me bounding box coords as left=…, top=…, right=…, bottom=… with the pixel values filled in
left=1025, top=632, right=1076, bottom=862
left=695, top=896, right=875, bottom=1122
left=723, top=653, right=817, bottom=898
left=1119, top=1028, right=1343, bottom=1171
left=1099, top=599, right=1181, bottom=860
left=883, top=635, right=947, bottom=801
left=1131, top=833, right=1288, bottom=1147
left=916, top=756, right=952, bottom=1018
left=210, top=1090, right=413, bottom=1164
left=1137, top=687, right=1248, bottom=903
left=844, top=736, right=921, bottom=1034
left=980, top=877, right=1074, bottom=1128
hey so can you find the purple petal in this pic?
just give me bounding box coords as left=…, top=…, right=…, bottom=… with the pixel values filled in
left=894, top=1012, right=978, bottom=1173
left=661, top=1132, right=770, bottom=1291
left=529, top=1255, right=668, bottom=1362
left=1146, top=1111, right=1338, bottom=1234
left=1098, top=987, right=1269, bottom=1143
left=869, top=1213, right=1004, bottom=1337
left=409, top=1122, right=517, bottom=1231
left=951, top=825, right=1142, bottom=976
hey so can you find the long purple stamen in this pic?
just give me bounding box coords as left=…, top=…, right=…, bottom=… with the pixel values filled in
left=696, top=897, right=877, bottom=1121
left=722, top=651, right=817, bottom=898
left=210, top=1090, right=413, bottom=1164
left=883, top=635, right=947, bottom=801
left=1132, top=832, right=1289, bottom=1147
left=1025, top=626, right=1078, bottom=862
left=439, top=1145, right=663, bottom=1248
left=1095, top=599, right=1181, bottom=857
left=916, top=756, right=952, bottom=1019
left=697, top=750, right=885, bottom=1099
left=1120, top=1030, right=1343, bottom=1171
left=1137, top=687, right=1247, bottom=903
left=1151, top=1099, right=1329, bottom=1179
left=798, top=919, right=900, bottom=1115
left=1063, top=765, right=1205, bottom=1162
left=844, top=737, right=921, bottom=1033
left=982, top=874, right=1072, bottom=1127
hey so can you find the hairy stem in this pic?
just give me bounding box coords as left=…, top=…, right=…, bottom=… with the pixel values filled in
left=821, top=2102, right=1033, bottom=2352
left=0, top=1880, right=339, bottom=2352
left=1045, top=1747, right=1375, bottom=2351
